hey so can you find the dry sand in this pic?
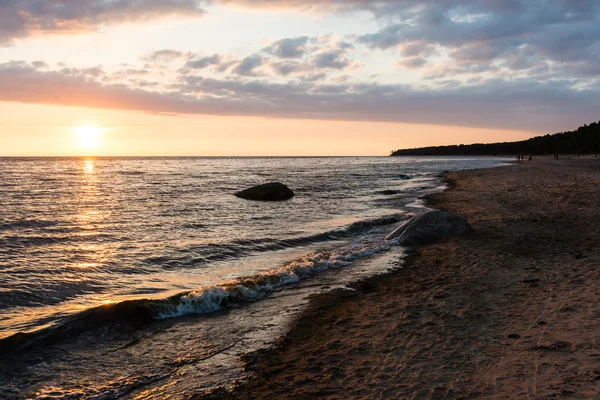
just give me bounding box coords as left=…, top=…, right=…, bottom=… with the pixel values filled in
left=214, top=157, right=600, bottom=399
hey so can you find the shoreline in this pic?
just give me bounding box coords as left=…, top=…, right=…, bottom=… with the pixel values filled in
left=213, top=157, right=600, bottom=399
left=1, top=157, right=514, bottom=399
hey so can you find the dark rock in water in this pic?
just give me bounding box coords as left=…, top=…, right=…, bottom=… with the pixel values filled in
left=235, top=182, right=294, bottom=201
left=399, top=174, right=411, bottom=180
left=385, top=211, right=473, bottom=246
left=379, top=190, right=401, bottom=196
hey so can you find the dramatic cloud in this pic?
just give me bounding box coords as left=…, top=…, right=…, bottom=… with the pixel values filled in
left=1, top=61, right=599, bottom=134
left=261, top=37, right=359, bottom=75
left=5, top=0, right=597, bottom=83
left=354, top=1, right=600, bottom=79
left=159, top=35, right=359, bottom=79
left=0, top=0, right=206, bottom=43
left=1, top=0, right=598, bottom=136
left=0, top=0, right=374, bottom=44
left=212, top=1, right=600, bottom=82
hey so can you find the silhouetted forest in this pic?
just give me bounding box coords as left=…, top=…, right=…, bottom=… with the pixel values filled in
left=390, top=121, right=600, bottom=156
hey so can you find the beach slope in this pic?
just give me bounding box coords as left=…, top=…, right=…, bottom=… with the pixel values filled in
left=225, top=158, right=600, bottom=399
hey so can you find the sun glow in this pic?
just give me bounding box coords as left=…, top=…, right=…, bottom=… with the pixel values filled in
left=74, top=125, right=103, bottom=150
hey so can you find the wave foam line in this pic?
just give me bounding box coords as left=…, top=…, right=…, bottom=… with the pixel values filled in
left=0, top=224, right=407, bottom=352
left=152, top=235, right=399, bottom=319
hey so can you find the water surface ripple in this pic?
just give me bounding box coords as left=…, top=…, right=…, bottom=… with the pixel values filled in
left=0, top=156, right=510, bottom=398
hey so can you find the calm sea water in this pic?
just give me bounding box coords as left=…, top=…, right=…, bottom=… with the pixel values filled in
left=0, top=156, right=507, bottom=399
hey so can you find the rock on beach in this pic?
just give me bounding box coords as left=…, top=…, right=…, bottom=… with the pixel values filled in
left=386, top=210, right=473, bottom=246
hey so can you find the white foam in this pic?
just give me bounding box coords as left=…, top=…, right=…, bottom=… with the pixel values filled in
left=155, top=234, right=397, bottom=319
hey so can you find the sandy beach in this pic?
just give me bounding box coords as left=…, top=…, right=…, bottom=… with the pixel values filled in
left=218, top=157, right=600, bottom=399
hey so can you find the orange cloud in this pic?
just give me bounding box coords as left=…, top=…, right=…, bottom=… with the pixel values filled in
left=1, top=61, right=599, bottom=135
left=0, top=0, right=206, bottom=43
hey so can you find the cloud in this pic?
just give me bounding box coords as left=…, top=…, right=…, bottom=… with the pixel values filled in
left=302, top=72, right=328, bottom=82
left=396, top=57, right=427, bottom=69
left=6, top=1, right=595, bottom=84
left=31, top=61, right=49, bottom=69
left=171, top=35, right=359, bottom=79
left=1, top=61, right=599, bottom=134
left=0, top=0, right=206, bottom=44
left=185, top=54, right=223, bottom=69
left=314, top=49, right=350, bottom=69
left=263, top=37, right=358, bottom=74
left=1, top=0, right=598, bottom=136
left=183, top=54, right=238, bottom=73
left=144, top=49, right=190, bottom=62
left=354, top=1, right=600, bottom=78
left=232, top=54, right=264, bottom=76
left=3, top=0, right=599, bottom=80
left=269, top=61, right=313, bottom=76
left=263, top=36, right=310, bottom=58
left=211, top=0, right=370, bottom=12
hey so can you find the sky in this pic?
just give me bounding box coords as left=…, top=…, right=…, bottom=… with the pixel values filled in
left=1, top=0, right=599, bottom=156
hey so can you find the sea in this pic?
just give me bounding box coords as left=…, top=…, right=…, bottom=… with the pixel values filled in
left=0, top=156, right=508, bottom=399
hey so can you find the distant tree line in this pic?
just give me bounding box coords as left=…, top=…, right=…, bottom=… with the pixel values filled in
left=390, top=121, right=600, bottom=156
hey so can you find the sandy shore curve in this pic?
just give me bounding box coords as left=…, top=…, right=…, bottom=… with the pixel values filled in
left=205, top=157, right=600, bottom=399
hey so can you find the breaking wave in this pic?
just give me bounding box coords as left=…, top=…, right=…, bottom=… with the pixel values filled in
left=0, top=221, right=407, bottom=353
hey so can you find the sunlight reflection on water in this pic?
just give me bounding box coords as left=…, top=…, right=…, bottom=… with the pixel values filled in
left=83, top=158, right=95, bottom=174
left=0, top=156, right=509, bottom=339
left=0, top=156, right=512, bottom=399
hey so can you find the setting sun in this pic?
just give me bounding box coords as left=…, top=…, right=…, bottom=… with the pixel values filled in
left=74, top=125, right=103, bottom=150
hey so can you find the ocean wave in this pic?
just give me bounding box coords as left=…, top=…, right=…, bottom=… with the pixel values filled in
left=144, top=214, right=406, bottom=268
left=0, top=235, right=71, bottom=247
left=0, top=232, right=115, bottom=248
left=154, top=235, right=395, bottom=319
left=118, top=170, right=147, bottom=176
left=0, top=279, right=107, bottom=309
left=0, top=219, right=60, bottom=231
left=0, top=299, right=156, bottom=353
left=0, top=229, right=403, bottom=353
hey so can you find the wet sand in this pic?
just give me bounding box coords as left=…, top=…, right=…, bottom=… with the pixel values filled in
left=217, top=157, right=600, bottom=399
